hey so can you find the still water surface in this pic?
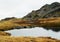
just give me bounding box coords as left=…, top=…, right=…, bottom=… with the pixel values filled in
left=5, top=27, right=60, bottom=39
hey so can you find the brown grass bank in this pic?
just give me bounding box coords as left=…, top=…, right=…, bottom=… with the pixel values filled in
left=0, top=36, right=59, bottom=42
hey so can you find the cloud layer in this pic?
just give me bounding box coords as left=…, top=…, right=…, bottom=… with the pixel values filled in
left=0, top=0, right=60, bottom=19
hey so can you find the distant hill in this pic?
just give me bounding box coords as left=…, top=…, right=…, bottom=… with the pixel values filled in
left=1, top=17, right=16, bottom=21
left=23, top=2, right=60, bottom=20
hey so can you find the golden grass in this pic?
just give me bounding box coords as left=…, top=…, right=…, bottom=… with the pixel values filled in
left=0, top=31, right=11, bottom=36
left=0, top=19, right=32, bottom=31
left=34, top=17, right=60, bottom=27
left=0, top=17, right=60, bottom=31
left=0, top=36, right=59, bottom=42
left=0, top=21, right=19, bottom=31
left=0, top=18, right=60, bottom=42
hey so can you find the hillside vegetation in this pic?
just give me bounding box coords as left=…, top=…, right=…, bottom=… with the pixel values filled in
left=0, top=17, right=60, bottom=31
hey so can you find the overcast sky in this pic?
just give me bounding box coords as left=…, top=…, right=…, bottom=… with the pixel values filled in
left=0, top=0, right=60, bottom=19
left=1, top=0, right=60, bottom=39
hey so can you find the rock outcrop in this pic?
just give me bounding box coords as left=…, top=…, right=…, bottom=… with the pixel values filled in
left=23, top=2, right=60, bottom=20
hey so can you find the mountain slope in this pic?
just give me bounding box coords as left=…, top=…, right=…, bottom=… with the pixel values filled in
left=23, top=2, right=60, bottom=20
left=23, top=2, right=60, bottom=31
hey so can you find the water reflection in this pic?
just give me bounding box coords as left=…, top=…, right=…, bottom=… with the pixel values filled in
left=5, top=27, right=60, bottom=39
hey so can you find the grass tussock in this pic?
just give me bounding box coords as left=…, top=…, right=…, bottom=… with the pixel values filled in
left=0, top=31, right=11, bottom=36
